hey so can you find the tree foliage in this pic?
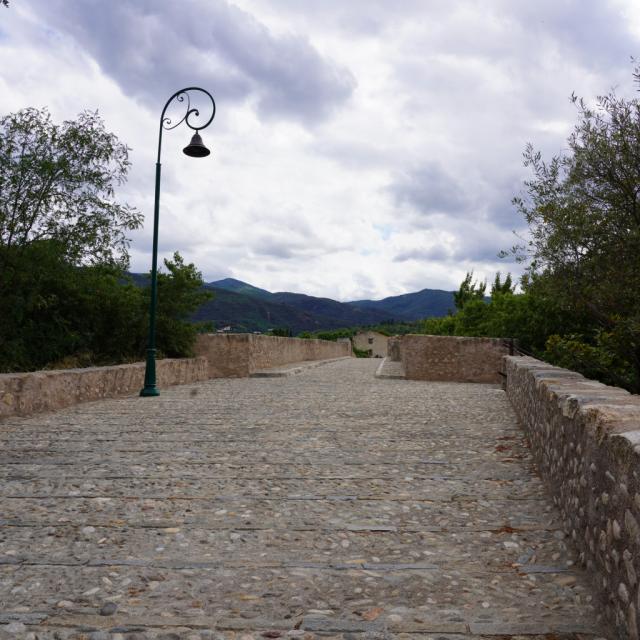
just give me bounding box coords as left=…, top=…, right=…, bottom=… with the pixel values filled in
left=153, top=253, right=213, bottom=357
left=0, top=108, right=142, bottom=270
left=0, top=240, right=145, bottom=371
left=270, top=327, right=293, bottom=337
left=508, top=71, right=640, bottom=391
left=490, top=272, right=514, bottom=298
left=513, top=90, right=640, bottom=321
left=416, top=273, right=571, bottom=356
left=298, top=328, right=356, bottom=341
left=453, top=271, right=486, bottom=310
left=0, top=108, right=211, bottom=372
left=0, top=244, right=211, bottom=372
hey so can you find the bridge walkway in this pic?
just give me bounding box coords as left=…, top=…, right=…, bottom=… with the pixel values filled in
left=0, top=358, right=608, bottom=638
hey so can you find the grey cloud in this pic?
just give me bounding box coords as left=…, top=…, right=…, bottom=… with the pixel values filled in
left=392, top=0, right=637, bottom=131
left=392, top=216, right=520, bottom=266
left=393, top=246, right=451, bottom=263
left=393, top=162, right=529, bottom=234
left=480, top=173, right=529, bottom=229
left=251, top=232, right=330, bottom=260
left=32, top=0, right=355, bottom=124
left=252, top=237, right=296, bottom=259
left=502, top=0, right=638, bottom=69
left=392, top=237, right=512, bottom=265
left=390, top=165, right=471, bottom=217
left=314, top=138, right=389, bottom=169
left=454, top=239, right=508, bottom=263
left=396, top=0, right=636, bottom=72
left=451, top=224, right=519, bottom=263
left=488, top=198, right=525, bottom=230
left=256, top=0, right=434, bottom=35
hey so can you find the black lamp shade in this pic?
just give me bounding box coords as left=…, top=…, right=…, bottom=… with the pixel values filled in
left=183, top=132, right=210, bottom=158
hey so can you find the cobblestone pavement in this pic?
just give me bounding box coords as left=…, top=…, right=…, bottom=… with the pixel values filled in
left=0, top=359, right=610, bottom=639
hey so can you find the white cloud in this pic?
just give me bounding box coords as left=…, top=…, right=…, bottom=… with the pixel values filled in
left=2, top=0, right=639, bottom=300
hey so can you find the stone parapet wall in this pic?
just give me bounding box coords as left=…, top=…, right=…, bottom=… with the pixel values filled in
left=387, top=337, right=401, bottom=362
left=0, top=357, right=208, bottom=419
left=194, top=333, right=253, bottom=378
left=504, top=355, right=640, bottom=639
left=1, top=335, right=350, bottom=419
left=195, top=333, right=351, bottom=378
left=400, top=334, right=509, bottom=383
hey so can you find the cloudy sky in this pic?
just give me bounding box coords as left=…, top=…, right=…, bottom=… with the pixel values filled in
left=2, top=1, right=640, bottom=300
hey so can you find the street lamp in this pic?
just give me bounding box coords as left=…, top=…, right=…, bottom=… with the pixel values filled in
left=140, top=87, right=216, bottom=397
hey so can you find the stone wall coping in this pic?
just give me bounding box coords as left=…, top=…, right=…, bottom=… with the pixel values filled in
left=405, top=333, right=506, bottom=344
left=506, top=356, right=640, bottom=440
left=0, top=358, right=198, bottom=379
left=615, top=430, right=640, bottom=447
left=0, top=357, right=205, bottom=380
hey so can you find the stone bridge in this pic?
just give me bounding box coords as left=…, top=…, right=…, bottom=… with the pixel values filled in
left=0, top=357, right=614, bottom=639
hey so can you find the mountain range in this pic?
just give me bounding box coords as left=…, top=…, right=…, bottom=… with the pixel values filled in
left=191, top=278, right=456, bottom=333
left=129, top=274, right=456, bottom=333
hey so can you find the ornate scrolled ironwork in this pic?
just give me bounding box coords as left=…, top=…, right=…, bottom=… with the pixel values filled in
left=161, top=88, right=216, bottom=131
left=156, top=87, right=216, bottom=162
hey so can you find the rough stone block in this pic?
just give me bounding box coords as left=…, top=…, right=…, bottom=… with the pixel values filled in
left=504, top=354, right=640, bottom=639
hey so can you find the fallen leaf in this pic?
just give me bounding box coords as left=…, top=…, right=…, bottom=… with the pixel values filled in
left=362, top=606, right=384, bottom=621
left=493, top=525, right=524, bottom=534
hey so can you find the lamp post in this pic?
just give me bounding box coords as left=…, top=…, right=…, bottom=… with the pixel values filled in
left=140, top=87, right=216, bottom=397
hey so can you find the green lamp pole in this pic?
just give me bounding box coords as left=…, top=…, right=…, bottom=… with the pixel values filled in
left=140, top=87, right=216, bottom=397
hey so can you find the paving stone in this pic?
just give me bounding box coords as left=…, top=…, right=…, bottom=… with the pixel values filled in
left=0, top=359, right=610, bottom=638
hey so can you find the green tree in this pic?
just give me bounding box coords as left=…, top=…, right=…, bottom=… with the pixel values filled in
left=0, top=240, right=148, bottom=371
left=298, top=328, right=356, bottom=341
left=453, top=271, right=486, bottom=311
left=490, top=272, right=514, bottom=298
left=511, top=70, right=640, bottom=391
left=153, top=252, right=213, bottom=357
left=270, top=327, right=292, bottom=337
left=416, top=271, right=574, bottom=357
left=0, top=109, right=212, bottom=372
left=0, top=107, right=143, bottom=371
left=0, top=108, right=141, bottom=274
left=420, top=315, right=457, bottom=336
left=544, top=327, right=639, bottom=391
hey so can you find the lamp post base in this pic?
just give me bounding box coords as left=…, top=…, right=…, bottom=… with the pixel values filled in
left=140, top=386, right=160, bottom=397
left=140, top=349, right=160, bottom=397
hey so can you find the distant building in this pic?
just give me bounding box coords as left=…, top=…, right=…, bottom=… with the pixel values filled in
left=216, top=326, right=232, bottom=333
left=353, top=331, right=389, bottom=358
